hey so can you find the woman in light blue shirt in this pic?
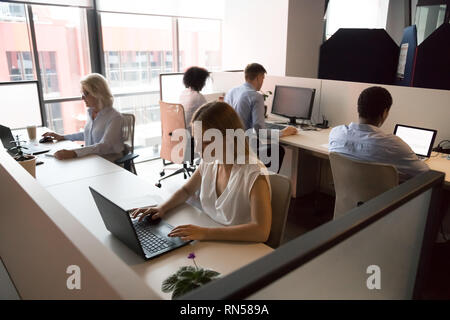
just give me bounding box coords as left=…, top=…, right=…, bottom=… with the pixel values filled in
left=42, top=73, right=124, bottom=161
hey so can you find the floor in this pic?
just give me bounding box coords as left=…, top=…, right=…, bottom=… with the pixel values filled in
left=135, top=159, right=449, bottom=300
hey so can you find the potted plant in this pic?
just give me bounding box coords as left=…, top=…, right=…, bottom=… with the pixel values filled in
left=9, top=135, right=36, bottom=178
left=162, top=252, right=221, bottom=299
left=260, top=90, right=273, bottom=118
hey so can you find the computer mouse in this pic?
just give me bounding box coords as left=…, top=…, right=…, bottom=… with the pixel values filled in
left=39, top=136, right=53, bottom=143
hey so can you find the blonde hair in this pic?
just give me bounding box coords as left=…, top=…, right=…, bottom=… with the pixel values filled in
left=80, top=73, right=114, bottom=109
left=191, top=101, right=251, bottom=162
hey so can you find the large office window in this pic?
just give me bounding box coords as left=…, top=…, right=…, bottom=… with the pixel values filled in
left=101, top=13, right=174, bottom=159
left=1, top=1, right=223, bottom=161
left=325, top=0, right=390, bottom=40
left=178, top=18, right=222, bottom=72
left=0, top=3, right=34, bottom=82
left=31, top=5, right=91, bottom=132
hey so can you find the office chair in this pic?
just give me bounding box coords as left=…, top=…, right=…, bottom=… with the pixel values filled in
left=115, top=113, right=139, bottom=175
left=266, top=174, right=291, bottom=248
left=329, top=152, right=398, bottom=219
left=156, top=101, right=196, bottom=188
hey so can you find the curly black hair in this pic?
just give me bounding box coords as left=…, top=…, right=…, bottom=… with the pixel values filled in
left=357, top=86, right=393, bottom=120
left=183, top=67, right=210, bottom=92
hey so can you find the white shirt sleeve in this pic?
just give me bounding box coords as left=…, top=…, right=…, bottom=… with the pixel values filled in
left=63, top=131, right=84, bottom=142
left=73, top=115, right=124, bottom=158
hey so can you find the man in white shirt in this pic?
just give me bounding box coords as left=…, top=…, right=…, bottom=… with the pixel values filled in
left=329, top=86, right=429, bottom=181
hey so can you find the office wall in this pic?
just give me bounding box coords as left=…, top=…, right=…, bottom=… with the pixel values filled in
left=222, top=0, right=289, bottom=75
left=285, top=0, right=325, bottom=78
left=249, top=189, right=432, bottom=299
left=321, top=79, right=450, bottom=146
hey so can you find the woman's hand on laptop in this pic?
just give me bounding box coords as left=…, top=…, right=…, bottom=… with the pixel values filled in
left=42, top=132, right=65, bottom=141
left=131, top=206, right=165, bottom=222
left=168, top=224, right=208, bottom=241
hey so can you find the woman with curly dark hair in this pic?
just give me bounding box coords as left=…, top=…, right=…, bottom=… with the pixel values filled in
left=180, top=66, right=210, bottom=130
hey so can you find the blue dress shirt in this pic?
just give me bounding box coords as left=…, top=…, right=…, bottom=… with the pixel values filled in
left=329, top=122, right=429, bottom=181
left=63, top=106, right=124, bottom=159
left=225, top=82, right=265, bottom=132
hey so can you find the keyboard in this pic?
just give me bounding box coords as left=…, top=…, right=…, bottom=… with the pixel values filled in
left=265, top=122, right=287, bottom=130
left=135, top=223, right=171, bottom=253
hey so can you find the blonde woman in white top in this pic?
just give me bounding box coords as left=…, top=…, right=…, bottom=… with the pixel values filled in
left=131, top=101, right=272, bottom=243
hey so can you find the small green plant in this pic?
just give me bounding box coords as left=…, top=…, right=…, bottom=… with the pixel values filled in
left=261, top=90, right=273, bottom=101
left=161, top=253, right=221, bottom=299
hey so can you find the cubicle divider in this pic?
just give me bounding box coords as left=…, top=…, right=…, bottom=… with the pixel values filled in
left=188, top=72, right=450, bottom=147
left=0, top=150, right=158, bottom=299
left=183, top=170, right=444, bottom=299
left=320, top=79, right=450, bottom=145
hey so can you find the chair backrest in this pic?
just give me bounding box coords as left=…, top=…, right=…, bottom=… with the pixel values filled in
left=266, top=174, right=291, bottom=248
left=329, top=152, right=399, bottom=220
left=121, top=113, right=135, bottom=154
left=159, top=101, right=188, bottom=164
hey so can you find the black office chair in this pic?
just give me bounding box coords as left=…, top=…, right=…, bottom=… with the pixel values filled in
left=115, top=113, right=139, bottom=174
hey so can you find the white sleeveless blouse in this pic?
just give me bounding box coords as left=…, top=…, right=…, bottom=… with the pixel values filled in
left=197, top=158, right=271, bottom=226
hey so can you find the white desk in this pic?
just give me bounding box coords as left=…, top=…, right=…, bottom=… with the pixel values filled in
left=35, top=146, right=272, bottom=299
left=268, top=118, right=450, bottom=194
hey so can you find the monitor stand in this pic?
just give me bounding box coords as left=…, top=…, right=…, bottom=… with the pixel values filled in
left=287, top=117, right=297, bottom=126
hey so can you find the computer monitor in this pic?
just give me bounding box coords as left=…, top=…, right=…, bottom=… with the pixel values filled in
left=0, top=81, right=43, bottom=129
left=271, top=85, right=316, bottom=125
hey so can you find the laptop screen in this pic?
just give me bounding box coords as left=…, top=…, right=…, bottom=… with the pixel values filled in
left=394, top=124, right=437, bottom=158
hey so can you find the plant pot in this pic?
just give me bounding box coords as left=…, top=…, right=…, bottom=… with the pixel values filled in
left=16, top=155, right=36, bottom=178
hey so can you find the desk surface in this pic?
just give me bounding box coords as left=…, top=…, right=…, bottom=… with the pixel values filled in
left=276, top=124, right=450, bottom=186
left=39, top=154, right=272, bottom=299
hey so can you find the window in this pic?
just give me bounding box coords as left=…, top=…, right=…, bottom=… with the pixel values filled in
left=32, top=5, right=91, bottom=99
left=325, top=0, right=390, bottom=40
left=101, top=13, right=174, bottom=159
left=31, top=5, right=91, bottom=134
left=101, top=13, right=173, bottom=93
left=415, top=4, right=447, bottom=44
left=0, top=3, right=34, bottom=82
left=178, top=18, right=222, bottom=71
left=6, top=51, right=34, bottom=81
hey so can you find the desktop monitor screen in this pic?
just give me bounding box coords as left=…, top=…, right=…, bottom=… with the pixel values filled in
left=0, top=81, right=42, bottom=129
left=394, top=124, right=437, bottom=158
left=271, top=85, right=315, bottom=124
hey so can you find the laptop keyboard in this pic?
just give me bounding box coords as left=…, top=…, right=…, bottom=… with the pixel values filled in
left=134, top=223, right=171, bottom=253
left=265, top=122, right=287, bottom=130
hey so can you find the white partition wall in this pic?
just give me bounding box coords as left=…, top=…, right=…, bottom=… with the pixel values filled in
left=249, top=189, right=431, bottom=299
left=320, top=80, right=450, bottom=146
left=0, top=150, right=158, bottom=299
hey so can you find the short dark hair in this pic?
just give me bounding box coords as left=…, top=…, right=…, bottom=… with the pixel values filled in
left=245, top=63, right=267, bottom=81
left=183, top=67, right=210, bottom=92
left=357, top=86, right=393, bottom=120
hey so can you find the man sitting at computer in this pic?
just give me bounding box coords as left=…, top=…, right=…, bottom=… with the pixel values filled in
left=224, top=63, right=297, bottom=172
left=329, top=86, right=429, bottom=181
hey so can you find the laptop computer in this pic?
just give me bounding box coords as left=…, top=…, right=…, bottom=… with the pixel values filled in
left=394, top=124, right=437, bottom=160
left=89, top=187, right=190, bottom=260
left=0, top=124, right=50, bottom=155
